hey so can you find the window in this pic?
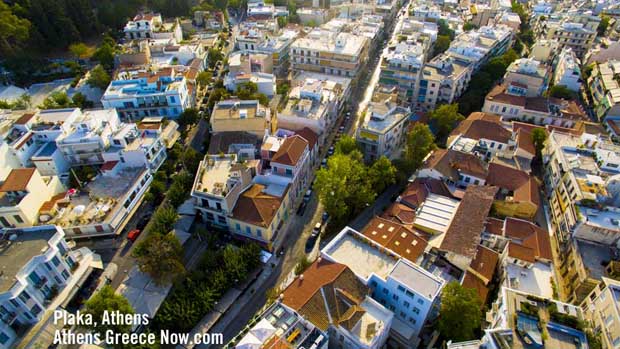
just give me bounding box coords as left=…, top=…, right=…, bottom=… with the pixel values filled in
left=31, top=304, right=42, bottom=316
left=10, top=299, right=19, bottom=307
left=28, top=272, right=41, bottom=284
left=0, top=332, right=9, bottom=345
left=236, top=223, right=241, bottom=231
left=19, top=292, right=30, bottom=302
left=246, top=226, right=251, bottom=235
left=256, top=229, right=262, bottom=237
left=405, top=290, right=414, bottom=298
left=413, top=307, right=420, bottom=314
left=400, top=311, right=406, bottom=318
left=52, top=256, right=60, bottom=266
left=417, top=299, right=424, bottom=305
left=169, top=96, right=176, bottom=103
left=45, top=263, right=53, bottom=271
left=370, top=280, right=378, bottom=287
left=0, top=217, right=9, bottom=227
left=13, top=215, right=23, bottom=224
left=382, top=288, right=389, bottom=295
left=392, top=294, right=399, bottom=301
left=403, top=301, right=410, bottom=308
left=61, top=270, right=70, bottom=280
left=397, top=285, right=406, bottom=292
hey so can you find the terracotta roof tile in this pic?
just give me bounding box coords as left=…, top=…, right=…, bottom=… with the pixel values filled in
left=0, top=168, right=36, bottom=192
left=382, top=202, right=417, bottom=225
left=14, top=112, right=35, bottom=125
left=271, top=135, right=308, bottom=166
left=423, top=149, right=488, bottom=181
left=361, top=216, right=428, bottom=264
left=516, top=128, right=536, bottom=155
left=469, top=245, right=499, bottom=282
left=450, top=112, right=511, bottom=144
left=504, top=218, right=552, bottom=262
left=232, top=184, right=284, bottom=227
left=441, top=186, right=497, bottom=260
left=295, top=127, right=318, bottom=150
left=462, top=271, right=490, bottom=304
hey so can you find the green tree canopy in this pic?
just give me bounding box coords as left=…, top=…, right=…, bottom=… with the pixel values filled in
left=549, top=85, right=576, bottom=100
left=430, top=103, right=465, bottom=142
left=368, top=156, right=397, bottom=193
left=598, top=15, right=610, bottom=37
left=335, top=135, right=359, bottom=155
left=92, top=39, right=115, bottom=70
left=39, top=91, right=74, bottom=109
left=133, top=232, right=185, bottom=285
left=531, top=128, right=547, bottom=157
left=69, top=42, right=89, bottom=59
left=404, top=123, right=436, bottom=173
left=87, top=64, right=111, bottom=90
left=178, top=108, right=199, bottom=128
left=81, top=285, right=134, bottom=336
left=196, top=71, right=213, bottom=86
left=432, top=35, right=451, bottom=58
left=438, top=282, right=482, bottom=342
left=0, top=2, right=31, bottom=56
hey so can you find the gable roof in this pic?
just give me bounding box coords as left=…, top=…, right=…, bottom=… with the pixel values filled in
left=486, top=162, right=540, bottom=208
left=296, top=127, right=319, bottom=150
left=515, top=128, right=536, bottom=155
left=14, top=112, right=35, bottom=125
left=450, top=112, right=512, bottom=144
left=469, top=245, right=499, bottom=283
left=504, top=218, right=552, bottom=262
left=382, top=202, right=417, bottom=225
left=361, top=216, right=428, bottom=264
left=423, top=149, right=488, bottom=181
left=462, top=271, right=490, bottom=304
left=232, top=184, right=283, bottom=227
left=281, top=259, right=368, bottom=331
left=271, top=135, right=308, bottom=166
left=399, top=177, right=452, bottom=209
left=441, top=186, right=497, bottom=260
left=0, top=168, right=36, bottom=192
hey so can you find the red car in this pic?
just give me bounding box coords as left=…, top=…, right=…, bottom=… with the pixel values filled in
left=127, top=229, right=141, bottom=242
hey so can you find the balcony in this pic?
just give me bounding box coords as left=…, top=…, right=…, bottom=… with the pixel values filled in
left=34, top=276, right=48, bottom=289
left=2, top=312, right=17, bottom=325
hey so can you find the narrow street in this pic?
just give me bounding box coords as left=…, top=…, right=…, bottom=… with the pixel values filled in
left=208, top=8, right=405, bottom=345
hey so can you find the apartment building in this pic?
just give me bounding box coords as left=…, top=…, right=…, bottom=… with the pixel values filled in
left=0, top=226, right=101, bottom=349
left=210, top=99, right=272, bottom=137
left=483, top=83, right=588, bottom=127
left=101, top=67, right=190, bottom=120
left=191, top=154, right=255, bottom=229
left=542, top=130, right=620, bottom=302
left=588, top=59, right=620, bottom=121
left=447, top=112, right=512, bottom=161
left=356, top=100, right=411, bottom=162
left=581, top=277, right=620, bottom=349
left=268, top=135, right=311, bottom=203
left=451, top=288, right=590, bottom=349
left=0, top=168, right=65, bottom=228
left=322, top=227, right=444, bottom=348
left=378, top=41, right=425, bottom=105
left=417, top=56, right=472, bottom=112
left=123, top=13, right=163, bottom=40
left=291, top=30, right=370, bottom=80
left=503, top=58, right=551, bottom=97
left=553, top=47, right=581, bottom=92
left=278, top=72, right=350, bottom=141
left=543, top=13, right=599, bottom=59
left=446, top=25, right=514, bottom=72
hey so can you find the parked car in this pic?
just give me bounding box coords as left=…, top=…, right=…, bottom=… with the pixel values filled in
left=338, top=126, right=345, bottom=133
left=328, top=146, right=335, bottom=155
left=303, top=189, right=312, bottom=202
left=321, top=212, right=329, bottom=223
left=305, top=234, right=318, bottom=252
left=127, top=229, right=141, bottom=242
left=297, top=201, right=307, bottom=216
left=136, top=215, right=150, bottom=231
left=312, top=222, right=322, bottom=235
left=321, top=158, right=327, bottom=168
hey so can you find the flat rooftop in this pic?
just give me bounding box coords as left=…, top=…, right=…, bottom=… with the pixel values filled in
left=0, top=228, right=57, bottom=292
left=390, top=259, right=443, bottom=300
left=323, top=229, right=398, bottom=280
left=194, top=156, right=239, bottom=196
left=505, top=262, right=554, bottom=298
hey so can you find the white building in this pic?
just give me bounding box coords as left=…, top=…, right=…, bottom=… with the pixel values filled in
left=322, top=227, right=445, bottom=347
left=0, top=226, right=101, bottom=349
left=124, top=13, right=163, bottom=40
left=101, top=67, right=190, bottom=120
left=356, top=100, right=410, bottom=162
left=553, top=47, right=581, bottom=92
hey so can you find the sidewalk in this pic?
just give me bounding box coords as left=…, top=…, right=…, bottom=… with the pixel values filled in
left=178, top=256, right=279, bottom=349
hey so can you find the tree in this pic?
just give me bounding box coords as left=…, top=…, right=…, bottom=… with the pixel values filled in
left=438, top=282, right=482, bottom=342
left=276, top=82, right=290, bottom=95
left=71, top=92, right=93, bottom=109
left=92, top=41, right=115, bottom=70
left=335, top=135, right=359, bottom=155
left=0, top=2, right=31, bottom=56
left=531, top=128, right=547, bottom=157
left=404, top=123, right=436, bottom=172
left=150, top=206, right=178, bottom=235
left=87, top=64, right=111, bottom=90
left=39, top=91, right=74, bottom=109
left=314, top=152, right=376, bottom=223
left=368, top=156, right=396, bottom=193
left=208, top=48, right=223, bottom=68
left=549, top=85, right=576, bottom=100
left=598, top=15, right=610, bottom=37
left=433, top=35, right=451, bottom=58
left=81, top=286, right=134, bottom=336
left=133, top=232, right=185, bottom=285
left=69, top=42, right=89, bottom=59
left=463, top=22, right=478, bottom=31
left=277, top=16, right=288, bottom=28
left=178, top=108, right=199, bottom=128
left=437, top=19, right=455, bottom=39
left=196, top=71, right=213, bottom=86
left=430, top=103, right=465, bottom=142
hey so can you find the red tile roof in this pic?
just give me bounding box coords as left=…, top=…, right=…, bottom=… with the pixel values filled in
left=469, top=245, right=499, bottom=282
left=232, top=184, right=284, bottom=227
left=295, top=127, right=318, bottom=150
left=382, top=202, right=417, bottom=225
left=101, top=161, right=119, bottom=171
left=504, top=218, right=552, bottom=262
left=450, top=112, right=512, bottom=144
left=271, top=135, right=308, bottom=166
left=462, top=271, right=490, bottom=304
left=423, top=149, right=488, bottom=181
left=14, top=112, right=35, bottom=125
left=282, top=259, right=348, bottom=311
left=441, top=186, right=497, bottom=260
left=361, top=216, right=428, bottom=264
left=0, top=168, right=36, bottom=192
